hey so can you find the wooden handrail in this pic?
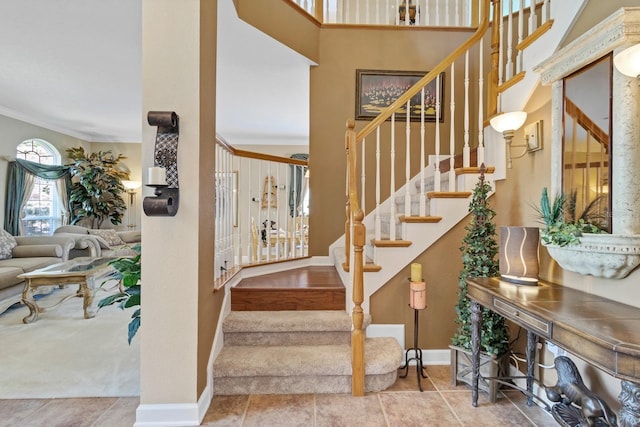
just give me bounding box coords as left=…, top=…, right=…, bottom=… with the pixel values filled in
left=355, top=0, right=492, bottom=142
left=564, top=98, right=609, bottom=152
left=216, top=135, right=308, bottom=166
left=345, top=0, right=492, bottom=398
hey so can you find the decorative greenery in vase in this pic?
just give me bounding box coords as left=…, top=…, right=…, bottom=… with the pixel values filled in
left=98, top=247, right=141, bottom=344
left=451, top=168, right=509, bottom=356
left=66, top=147, right=129, bottom=228
left=537, top=187, right=606, bottom=247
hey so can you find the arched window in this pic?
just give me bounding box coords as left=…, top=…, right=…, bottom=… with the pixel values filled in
left=16, top=139, right=62, bottom=235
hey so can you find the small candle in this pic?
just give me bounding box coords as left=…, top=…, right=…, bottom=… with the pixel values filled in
left=148, top=167, right=166, bottom=186
left=410, top=281, right=426, bottom=310
left=410, top=262, right=422, bottom=282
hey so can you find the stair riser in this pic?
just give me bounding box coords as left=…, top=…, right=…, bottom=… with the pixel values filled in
left=213, top=372, right=397, bottom=395
left=224, top=331, right=351, bottom=346
left=231, top=288, right=346, bottom=311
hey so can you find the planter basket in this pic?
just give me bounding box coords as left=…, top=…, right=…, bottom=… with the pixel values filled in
left=450, top=345, right=510, bottom=403
left=542, top=234, right=640, bottom=279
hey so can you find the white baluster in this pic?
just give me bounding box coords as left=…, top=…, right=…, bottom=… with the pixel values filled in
left=434, top=73, right=441, bottom=192
left=425, top=0, right=430, bottom=26
left=506, top=0, right=514, bottom=80
left=405, top=99, right=412, bottom=218
left=543, top=0, right=550, bottom=24
left=455, top=0, right=460, bottom=27
left=325, top=0, right=330, bottom=23
left=445, top=0, right=449, bottom=27
left=435, top=0, right=439, bottom=26
left=386, top=0, right=391, bottom=25
left=477, top=38, right=485, bottom=166
left=449, top=62, right=456, bottom=191
left=375, top=0, right=380, bottom=25
left=529, top=0, right=536, bottom=34
left=355, top=0, right=360, bottom=24
left=498, top=2, right=504, bottom=86
left=517, top=0, right=524, bottom=75
left=395, top=0, right=400, bottom=25
left=365, top=0, right=370, bottom=24
left=361, top=137, right=366, bottom=213
left=375, top=126, right=382, bottom=241
left=345, top=0, right=350, bottom=24
left=390, top=113, right=397, bottom=241
left=420, top=87, right=427, bottom=216
left=463, top=50, right=470, bottom=167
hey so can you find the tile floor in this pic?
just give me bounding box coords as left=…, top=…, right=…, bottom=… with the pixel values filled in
left=0, top=366, right=557, bottom=426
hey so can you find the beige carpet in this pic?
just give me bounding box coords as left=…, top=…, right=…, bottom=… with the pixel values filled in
left=0, top=285, right=139, bottom=399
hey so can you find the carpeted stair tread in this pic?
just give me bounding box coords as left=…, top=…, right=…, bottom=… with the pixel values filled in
left=223, top=310, right=358, bottom=333
left=214, top=337, right=401, bottom=378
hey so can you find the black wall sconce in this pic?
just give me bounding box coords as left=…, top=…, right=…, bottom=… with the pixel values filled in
left=143, top=111, right=180, bottom=216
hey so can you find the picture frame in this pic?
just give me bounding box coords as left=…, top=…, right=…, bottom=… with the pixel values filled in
left=355, top=69, right=445, bottom=122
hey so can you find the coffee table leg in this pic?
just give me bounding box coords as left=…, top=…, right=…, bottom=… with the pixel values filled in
left=21, top=281, right=40, bottom=324
left=82, top=276, right=97, bottom=319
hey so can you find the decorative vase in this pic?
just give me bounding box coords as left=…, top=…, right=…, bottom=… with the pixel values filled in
left=499, top=226, right=539, bottom=285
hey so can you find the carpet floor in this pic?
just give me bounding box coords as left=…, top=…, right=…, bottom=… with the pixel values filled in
left=0, top=285, right=139, bottom=399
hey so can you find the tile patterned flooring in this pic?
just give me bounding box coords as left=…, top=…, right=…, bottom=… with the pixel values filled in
left=0, top=366, right=557, bottom=426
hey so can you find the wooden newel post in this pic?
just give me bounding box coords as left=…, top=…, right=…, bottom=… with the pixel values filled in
left=351, top=207, right=365, bottom=396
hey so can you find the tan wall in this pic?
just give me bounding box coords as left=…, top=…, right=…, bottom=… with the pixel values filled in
left=371, top=219, right=467, bottom=349
left=309, top=26, right=481, bottom=256
left=235, top=0, right=320, bottom=63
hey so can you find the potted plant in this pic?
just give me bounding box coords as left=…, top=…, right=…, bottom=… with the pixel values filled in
left=66, top=147, right=129, bottom=228
left=537, top=187, right=640, bottom=279
left=98, top=247, right=141, bottom=344
left=450, top=168, right=509, bottom=402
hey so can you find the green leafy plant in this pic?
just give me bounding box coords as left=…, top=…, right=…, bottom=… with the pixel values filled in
left=98, top=246, right=141, bottom=344
left=66, top=147, right=129, bottom=228
left=537, top=188, right=605, bottom=247
left=451, top=170, right=509, bottom=356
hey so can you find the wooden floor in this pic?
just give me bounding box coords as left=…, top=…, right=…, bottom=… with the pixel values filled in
left=231, top=266, right=345, bottom=311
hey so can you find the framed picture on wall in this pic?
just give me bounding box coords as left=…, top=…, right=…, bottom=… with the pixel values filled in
left=355, top=69, right=445, bottom=122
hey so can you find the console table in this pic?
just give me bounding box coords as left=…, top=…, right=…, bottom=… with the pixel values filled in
left=466, top=277, right=640, bottom=426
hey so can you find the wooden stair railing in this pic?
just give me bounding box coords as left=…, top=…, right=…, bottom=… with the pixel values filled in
left=214, top=136, right=309, bottom=289
left=345, top=0, right=492, bottom=397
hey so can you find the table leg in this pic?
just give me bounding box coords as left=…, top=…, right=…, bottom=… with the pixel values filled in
left=82, top=276, right=97, bottom=319
left=21, top=281, right=39, bottom=324
left=619, top=380, right=640, bottom=427
left=471, top=300, right=482, bottom=407
left=525, top=330, right=537, bottom=407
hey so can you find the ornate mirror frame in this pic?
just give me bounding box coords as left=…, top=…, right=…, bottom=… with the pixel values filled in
left=533, top=7, right=640, bottom=278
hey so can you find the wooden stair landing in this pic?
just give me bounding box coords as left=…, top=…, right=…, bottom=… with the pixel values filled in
left=231, top=266, right=345, bottom=311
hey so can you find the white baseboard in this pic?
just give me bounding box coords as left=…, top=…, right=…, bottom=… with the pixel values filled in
left=134, top=403, right=201, bottom=427
left=402, top=349, right=451, bottom=366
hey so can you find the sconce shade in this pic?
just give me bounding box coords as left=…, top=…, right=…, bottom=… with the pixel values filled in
left=614, top=43, right=640, bottom=78
left=499, top=226, right=539, bottom=285
left=490, top=111, right=527, bottom=133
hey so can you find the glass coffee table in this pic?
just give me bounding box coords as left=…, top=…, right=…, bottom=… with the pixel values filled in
left=18, top=257, right=118, bottom=324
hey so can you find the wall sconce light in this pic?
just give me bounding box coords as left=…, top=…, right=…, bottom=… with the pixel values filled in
left=499, top=226, right=539, bottom=285
left=122, top=180, right=142, bottom=229
left=490, top=111, right=528, bottom=169
left=614, top=43, right=640, bottom=80
left=143, top=111, right=180, bottom=217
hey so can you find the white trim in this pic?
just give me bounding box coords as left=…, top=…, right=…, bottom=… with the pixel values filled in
left=403, top=349, right=452, bottom=366
left=134, top=403, right=201, bottom=427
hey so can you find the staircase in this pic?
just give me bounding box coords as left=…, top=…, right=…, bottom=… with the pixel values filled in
left=214, top=267, right=403, bottom=395
left=213, top=309, right=402, bottom=394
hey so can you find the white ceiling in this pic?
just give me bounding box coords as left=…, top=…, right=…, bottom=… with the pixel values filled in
left=0, top=0, right=311, bottom=145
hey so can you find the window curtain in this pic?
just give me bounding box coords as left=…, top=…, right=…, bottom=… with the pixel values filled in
left=4, top=159, right=71, bottom=235
left=288, top=153, right=308, bottom=217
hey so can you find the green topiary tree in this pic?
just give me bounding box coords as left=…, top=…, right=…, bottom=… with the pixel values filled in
left=451, top=167, right=509, bottom=356
left=66, top=147, right=129, bottom=228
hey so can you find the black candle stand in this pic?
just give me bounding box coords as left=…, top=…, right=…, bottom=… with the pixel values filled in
left=399, top=304, right=428, bottom=391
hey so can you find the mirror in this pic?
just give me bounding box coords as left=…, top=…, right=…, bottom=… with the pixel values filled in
left=562, top=54, right=612, bottom=232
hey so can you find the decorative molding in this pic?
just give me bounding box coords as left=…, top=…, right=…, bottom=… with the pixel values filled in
left=542, top=234, right=640, bottom=279
left=535, top=7, right=640, bottom=84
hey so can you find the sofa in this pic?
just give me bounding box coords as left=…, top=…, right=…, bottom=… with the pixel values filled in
left=0, top=234, right=76, bottom=315
left=53, top=225, right=141, bottom=258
